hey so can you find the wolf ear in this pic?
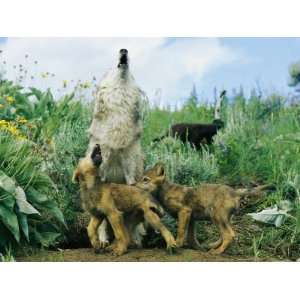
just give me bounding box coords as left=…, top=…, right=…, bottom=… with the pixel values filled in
left=91, top=144, right=102, bottom=167
left=72, top=169, right=80, bottom=183
left=155, top=163, right=165, bottom=177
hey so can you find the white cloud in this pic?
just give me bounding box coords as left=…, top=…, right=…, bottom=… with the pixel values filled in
left=0, top=37, right=239, bottom=105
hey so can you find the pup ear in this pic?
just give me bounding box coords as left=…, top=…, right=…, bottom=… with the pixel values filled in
left=72, top=169, right=80, bottom=183
left=91, top=144, right=102, bottom=167
left=155, top=163, right=165, bottom=177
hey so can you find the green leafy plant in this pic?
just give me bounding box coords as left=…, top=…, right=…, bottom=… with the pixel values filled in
left=0, top=131, right=65, bottom=252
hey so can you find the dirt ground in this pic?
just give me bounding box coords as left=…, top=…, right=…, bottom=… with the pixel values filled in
left=15, top=216, right=296, bottom=262
left=16, top=248, right=288, bottom=262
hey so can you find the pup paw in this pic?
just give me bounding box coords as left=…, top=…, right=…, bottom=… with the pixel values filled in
left=175, top=239, right=185, bottom=248
left=166, top=236, right=177, bottom=251
left=111, top=245, right=127, bottom=256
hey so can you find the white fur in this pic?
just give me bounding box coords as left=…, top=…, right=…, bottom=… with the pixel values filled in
left=87, top=54, right=146, bottom=246
left=97, top=219, right=109, bottom=244
left=87, top=66, right=146, bottom=184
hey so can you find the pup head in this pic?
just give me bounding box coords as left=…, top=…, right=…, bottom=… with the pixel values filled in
left=136, top=162, right=166, bottom=194
left=72, top=144, right=102, bottom=189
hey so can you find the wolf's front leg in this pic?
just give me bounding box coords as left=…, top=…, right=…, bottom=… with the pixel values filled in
left=107, top=211, right=130, bottom=256
left=87, top=216, right=102, bottom=253
left=143, top=209, right=177, bottom=251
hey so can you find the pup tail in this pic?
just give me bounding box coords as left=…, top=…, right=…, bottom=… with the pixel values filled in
left=236, top=184, right=275, bottom=197
left=236, top=184, right=276, bottom=210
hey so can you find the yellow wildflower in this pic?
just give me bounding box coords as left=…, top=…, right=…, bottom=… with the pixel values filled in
left=16, top=116, right=28, bottom=124
left=63, top=80, right=68, bottom=88
left=0, top=119, right=9, bottom=126
left=7, top=125, right=19, bottom=135
left=82, top=81, right=91, bottom=89
left=5, top=96, right=14, bottom=104
left=0, top=120, right=25, bottom=139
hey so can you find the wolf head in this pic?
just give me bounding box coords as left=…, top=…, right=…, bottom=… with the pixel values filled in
left=136, top=162, right=166, bottom=194
left=72, top=144, right=102, bottom=189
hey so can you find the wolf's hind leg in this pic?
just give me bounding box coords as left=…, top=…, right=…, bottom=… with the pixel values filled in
left=176, top=207, right=192, bottom=248
left=209, top=213, right=235, bottom=254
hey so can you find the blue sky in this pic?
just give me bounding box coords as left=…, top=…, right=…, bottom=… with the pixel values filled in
left=206, top=38, right=300, bottom=96
left=0, top=37, right=299, bottom=105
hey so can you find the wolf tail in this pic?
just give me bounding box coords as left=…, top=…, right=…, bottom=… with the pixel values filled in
left=235, top=184, right=276, bottom=210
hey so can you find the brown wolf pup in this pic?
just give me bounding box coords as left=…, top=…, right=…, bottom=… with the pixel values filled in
left=136, top=163, right=272, bottom=254
left=72, top=146, right=176, bottom=256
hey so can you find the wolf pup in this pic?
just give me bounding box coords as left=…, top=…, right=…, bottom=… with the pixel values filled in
left=136, top=163, right=272, bottom=254
left=72, top=146, right=176, bottom=256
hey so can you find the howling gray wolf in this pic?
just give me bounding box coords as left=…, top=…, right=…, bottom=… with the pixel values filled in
left=86, top=49, right=147, bottom=248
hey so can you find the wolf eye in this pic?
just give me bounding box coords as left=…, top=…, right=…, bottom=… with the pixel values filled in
left=143, top=176, right=150, bottom=183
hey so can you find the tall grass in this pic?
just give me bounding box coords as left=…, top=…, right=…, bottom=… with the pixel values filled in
left=143, top=93, right=300, bottom=257
left=1, top=74, right=300, bottom=258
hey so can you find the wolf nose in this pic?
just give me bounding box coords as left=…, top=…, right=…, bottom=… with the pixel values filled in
left=119, top=49, right=128, bottom=55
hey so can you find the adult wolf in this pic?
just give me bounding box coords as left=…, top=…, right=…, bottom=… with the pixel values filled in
left=87, top=49, right=147, bottom=248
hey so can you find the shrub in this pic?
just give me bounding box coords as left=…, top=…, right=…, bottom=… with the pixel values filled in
left=145, top=137, right=219, bottom=186
left=0, top=131, right=65, bottom=252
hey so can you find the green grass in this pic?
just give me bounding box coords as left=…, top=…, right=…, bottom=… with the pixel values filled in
left=1, top=77, right=300, bottom=260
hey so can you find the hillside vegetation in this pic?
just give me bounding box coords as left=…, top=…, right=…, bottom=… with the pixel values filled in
left=0, top=75, right=300, bottom=261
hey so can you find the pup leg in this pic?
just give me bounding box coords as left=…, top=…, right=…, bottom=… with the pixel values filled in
left=176, top=207, right=192, bottom=248
left=143, top=209, right=176, bottom=250
left=209, top=213, right=235, bottom=255
left=187, top=219, right=201, bottom=250
left=87, top=216, right=102, bottom=253
left=107, top=211, right=130, bottom=256
left=97, top=219, right=110, bottom=249
left=208, top=215, right=224, bottom=254
left=211, top=223, right=235, bottom=255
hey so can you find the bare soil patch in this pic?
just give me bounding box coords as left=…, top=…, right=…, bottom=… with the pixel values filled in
left=16, top=248, right=287, bottom=262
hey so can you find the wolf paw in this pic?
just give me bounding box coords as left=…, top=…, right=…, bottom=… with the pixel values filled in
left=175, top=239, right=185, bottom=248
left=111, top=245, right=127, bottom=256
left=166, top=236, right=177, bottom=251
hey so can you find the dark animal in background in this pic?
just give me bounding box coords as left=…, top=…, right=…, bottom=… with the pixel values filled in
left=152, top=90, right=226, bottom=150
